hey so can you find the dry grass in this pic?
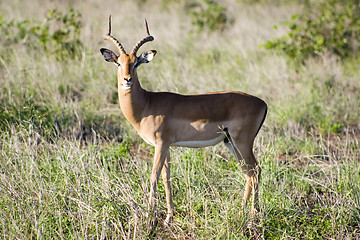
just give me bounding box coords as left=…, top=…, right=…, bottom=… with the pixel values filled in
left=0, top=0, right=359, bottom=239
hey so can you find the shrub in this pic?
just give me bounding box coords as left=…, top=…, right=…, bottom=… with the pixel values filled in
left=38, top=9, right=83, bottom=60
left=263, top=0, right=360, bottom=61
left=0, top=8, right=83, bottom=60
left=186, top=0, right=230, bottom=32
left=0, top=90, right=56, bottom=138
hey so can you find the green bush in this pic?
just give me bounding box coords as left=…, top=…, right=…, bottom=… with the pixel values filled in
left=0, top=8, right=83, bottom=60
left=186, top=0, right=229, bottom=32
left=0, top=91, right=56, bottom=137
left=263, top=0, right=360, bottom=61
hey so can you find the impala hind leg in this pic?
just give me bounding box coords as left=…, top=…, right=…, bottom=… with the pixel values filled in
left=240, top=150, right=261, bottom=216
left=161, top=151, right=174, bottom=226
left=238, top=146, right=261, bottom=216
left=223, top=129, right=261, bottom=216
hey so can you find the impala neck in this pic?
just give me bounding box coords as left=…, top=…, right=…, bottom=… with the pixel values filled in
left=117, top=73, right=148, bottom=127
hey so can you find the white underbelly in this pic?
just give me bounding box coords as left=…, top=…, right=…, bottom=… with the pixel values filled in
left=172, top=135, right=225, bottom=148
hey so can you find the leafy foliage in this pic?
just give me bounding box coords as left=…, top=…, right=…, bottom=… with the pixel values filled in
left=186, top=0, right=230, bottom=32
left=0, top=91, right=56, bottom=137
left=264, top=0, right=360, bottom=61
left=0, top=2, right=359, bottom=238
left=0, top=9, right=124, bottom=142
left=0, top=8, right=83, bottom=60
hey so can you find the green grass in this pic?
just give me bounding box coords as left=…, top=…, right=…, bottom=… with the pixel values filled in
left=1, top=0, right=359, bottom=239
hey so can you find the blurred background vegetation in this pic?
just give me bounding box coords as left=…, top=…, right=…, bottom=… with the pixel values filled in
left=0, top=0, right=359, bottom=239
left=1, top=0, right=359, bottom=140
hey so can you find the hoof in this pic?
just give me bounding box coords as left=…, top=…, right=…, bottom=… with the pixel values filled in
left=148, top=217, right=158, bottom=236
left=250, top=207, right=259, bottom=217
left=247, top=208, right=259, bottom=229
left=164, top=214, right=173, bottom=227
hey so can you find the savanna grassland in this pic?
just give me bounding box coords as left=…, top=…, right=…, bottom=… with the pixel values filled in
left=0, top=0, right=359, bottom=239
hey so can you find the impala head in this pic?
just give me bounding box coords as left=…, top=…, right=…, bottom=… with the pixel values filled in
left=100, top=15, right=157, bottom=90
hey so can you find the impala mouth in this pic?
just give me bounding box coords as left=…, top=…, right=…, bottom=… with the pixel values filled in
left=121, top=80, right=133, bottom=90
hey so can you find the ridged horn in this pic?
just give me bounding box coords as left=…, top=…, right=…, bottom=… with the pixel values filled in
left=104, top=15, right=126, bottom=55
left=131, top=19, right=154, bottom=56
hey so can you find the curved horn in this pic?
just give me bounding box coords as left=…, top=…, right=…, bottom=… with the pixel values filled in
left=131, top=19, right=154, bottom=56
left=104, top=15, right=126, bottom=55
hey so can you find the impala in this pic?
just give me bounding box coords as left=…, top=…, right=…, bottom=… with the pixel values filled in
left=100, top=16, right=267, bottom=226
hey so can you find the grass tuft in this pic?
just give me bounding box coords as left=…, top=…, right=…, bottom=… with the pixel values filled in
left=0, top=0, right=359, bottom=239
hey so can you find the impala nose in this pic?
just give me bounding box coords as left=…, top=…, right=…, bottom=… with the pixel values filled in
left=124, top=77, right=132, bottom=82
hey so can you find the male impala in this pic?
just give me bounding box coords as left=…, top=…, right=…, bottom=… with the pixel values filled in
left=100, top=16, right=267, bottom=226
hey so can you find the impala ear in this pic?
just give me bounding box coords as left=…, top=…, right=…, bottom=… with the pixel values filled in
left=100, top=48, right=119, bottom=65
left=135, top=50, right=157, bottom=68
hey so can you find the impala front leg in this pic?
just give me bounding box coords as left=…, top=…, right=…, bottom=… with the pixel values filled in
left=161, top=151, right=174, bottom=226
left=148, top=143, right=169, bottom=225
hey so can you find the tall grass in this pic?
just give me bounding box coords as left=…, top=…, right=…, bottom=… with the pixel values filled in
left=0, top=0, right=359, bottom=239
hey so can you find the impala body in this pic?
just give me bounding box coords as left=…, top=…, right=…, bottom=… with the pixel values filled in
left=100, top=16, right=267, bottom=226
